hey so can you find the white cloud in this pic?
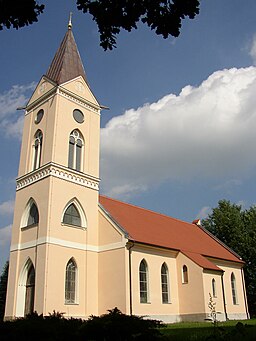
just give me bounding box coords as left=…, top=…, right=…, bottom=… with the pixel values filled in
left=0, top=225, right=12, bottom=246
left=0, top=83, right=35, bottom=139
left=0, top=200, right=14, bottom=216
left=249, top=34, right=256, bottom=65
left=101, top=67, right=256, bottom=197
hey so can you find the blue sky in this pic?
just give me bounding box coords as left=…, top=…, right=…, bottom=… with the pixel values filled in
left=1, top=0, right=256, bottom=270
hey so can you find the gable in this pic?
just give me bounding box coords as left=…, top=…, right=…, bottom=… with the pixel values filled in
left=27, top=76, right=56, bottom=108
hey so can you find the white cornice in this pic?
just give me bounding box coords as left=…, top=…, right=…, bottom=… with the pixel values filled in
left=16, top=162, right=100, bottom=191
left=58, top=88, right=100, bottom=114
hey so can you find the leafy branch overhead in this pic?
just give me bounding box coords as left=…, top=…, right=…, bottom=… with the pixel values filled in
left=0, top=0, right=200, bottom=50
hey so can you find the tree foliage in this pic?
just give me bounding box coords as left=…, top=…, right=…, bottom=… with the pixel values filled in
left=0, top=261, right=9, bottom=321
left=0, top=0, right=200, bottom=50
left=77, top=0, right=200, bottom=50
left=0, top=0, right=44, bottom=31
left=202, top=200, right=256, bottom=316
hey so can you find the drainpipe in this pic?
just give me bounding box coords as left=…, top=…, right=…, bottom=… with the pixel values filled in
left=241, top=268, right=250, bottom=319
left=221, top=272, right=228, bottom=321
left=127, top=241, right=134, bottom=315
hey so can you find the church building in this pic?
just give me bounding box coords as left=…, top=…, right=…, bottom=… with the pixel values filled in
left=5, top=22, right=249, bottom=323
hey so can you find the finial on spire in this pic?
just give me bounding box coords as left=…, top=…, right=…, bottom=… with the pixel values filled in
left=68, top=12, right=72, bottom=30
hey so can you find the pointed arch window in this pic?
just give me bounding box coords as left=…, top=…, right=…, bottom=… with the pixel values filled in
left=24, top=264, right=35, bottom=316
left=161, top=263, right=170, bottom=303
left=68, top=130, right=83, bottom=171
left=212, top=278, right=217, bottom=298
left=182, top=265, right=188, bottom=284
left=65, top=258, right=77, bottom=304
left=21, top=199, right=39, bottom=228
left=33, top=130, right=43, bottom=170
left=231, top=273, right=238, bottom=305
left=27, top=203, right=39, bottom=226
left=63, top=203, right=81, bottom=227
left=139, top=259, right=149, bottom=303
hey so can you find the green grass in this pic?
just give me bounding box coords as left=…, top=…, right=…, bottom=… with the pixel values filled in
left=160, top=319, right=256, bottom=340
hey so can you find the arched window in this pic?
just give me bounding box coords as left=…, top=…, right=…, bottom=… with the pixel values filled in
left=24, top=264, right=35, bottom=316
left=212, top=278, right=217, bottom=297
left=68, top=130, right=83, bottom=171
left=21, top=199, right=39, bottom=228
left=27, top=203, right=39, bottom=226
left=231, top=273, right=238, bottom=305
left=182, top=265, right=188, bottom=284
left=33, top=130, right=43, bottom=170
left=62, top=203, right=81, bottom=227
left=139, top=259, right=148, bottom=303
left=161, top=263, right=170, bottom=303
left=65, top=258, right=77, bottom=304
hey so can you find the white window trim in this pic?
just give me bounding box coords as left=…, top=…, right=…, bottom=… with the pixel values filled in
left=61, top=198, right=87, bottom=229
left=20, top=198, right=39, bottom=228
left=65, top=257, right=79, bottom=305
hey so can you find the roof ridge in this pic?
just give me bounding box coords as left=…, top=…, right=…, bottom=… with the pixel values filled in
left=99, top=194, right=194, bottom=227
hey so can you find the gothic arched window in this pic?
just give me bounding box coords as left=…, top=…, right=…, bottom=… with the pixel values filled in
left=65, top=258, right=77, bottom=304
left=27, top=202, right=39, bottom=226
left=24, top=264, right=35, bottom=316
left=231, top=273, right=238, bottom=305
left=182, top=265, right=188, bottom=284
left=68, top=130, right=83, bottom=171
left=139, top=259, right=149, bottom=303
left=33, top=130, right=43, bottom=170
left=161, top=263, right=170, bottom=303
left=63, top=203, right=81, bottom=227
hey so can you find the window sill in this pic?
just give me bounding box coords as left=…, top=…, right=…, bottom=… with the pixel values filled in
left=21, top=224, right=38, bottom=230
left=61, top=223, right=86, bottom=230
left=140, top=302, right=151, bottom=304
left=65, top=302, right=79, bottom=305
left=162, top=302, right=172, bottom=304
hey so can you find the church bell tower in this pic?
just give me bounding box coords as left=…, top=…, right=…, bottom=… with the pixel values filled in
left=5, top=20, right=101, bottom=319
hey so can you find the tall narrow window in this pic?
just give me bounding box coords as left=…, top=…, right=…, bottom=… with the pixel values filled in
left=139, top=259, right=148, bottom=303
left=33, top=130, right=43, bottom=170
left=68, top=130, right=83, bottom=171
left=63, top=203, right=81, bottom=227
left=212, top=278, right=217, bottom=297
left=24, top=264, right=35, bottom=316
left=182, top=265, right=188, bottom=284
left=161, top=263, right=170, bottom=303
left=65, top=258, right=77, bottom=304
left=27, top=203, right=39, bottom=226
left=231, top=273, right=238, bottom=305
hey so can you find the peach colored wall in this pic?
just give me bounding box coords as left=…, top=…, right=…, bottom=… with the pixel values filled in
left=202, top=270, right=225, bottom=320
left=176, top=252, right=205, bottom=316
left=213, top=260, right=247, bottom=319
left=98, top=210, right=123, bottom=246
left=98, top=248, right=127, bottom=314
left=131, top=245, right=179, bottom=319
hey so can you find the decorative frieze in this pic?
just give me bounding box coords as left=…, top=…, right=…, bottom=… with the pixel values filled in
left=16, top=162, right=100, bottom=191
left=59, top=89, right=100, bottom=114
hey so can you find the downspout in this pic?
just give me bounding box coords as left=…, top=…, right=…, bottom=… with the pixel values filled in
left=221, top=272, right=228, bottom=321
left=241, top=267, right=250, bottom=319
left=127, top=241, right=135, bottom=315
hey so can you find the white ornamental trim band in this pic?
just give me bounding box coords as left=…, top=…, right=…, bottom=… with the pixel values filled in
left=59, top=89, right=100, bottom=114
left=16, top=163, right=100, bottom=191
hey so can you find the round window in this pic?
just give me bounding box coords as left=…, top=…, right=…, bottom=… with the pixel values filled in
left=73, top=109, right=84, bottom=123
left=35, top=109, right=44, bottom=124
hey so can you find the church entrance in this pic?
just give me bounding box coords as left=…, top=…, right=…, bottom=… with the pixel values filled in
left=24, top=265, right=35, bottom=315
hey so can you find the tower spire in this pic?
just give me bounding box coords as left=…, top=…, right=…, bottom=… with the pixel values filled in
left=68, top=12, right=72, bottom=30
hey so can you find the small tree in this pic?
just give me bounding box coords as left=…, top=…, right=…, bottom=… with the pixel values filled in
left=0, top=261, right=9, bottom=321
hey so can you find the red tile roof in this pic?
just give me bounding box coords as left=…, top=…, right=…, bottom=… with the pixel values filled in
left=46, top=28, right=87, bottom=85
left=99, top=195, right=243, bottom=268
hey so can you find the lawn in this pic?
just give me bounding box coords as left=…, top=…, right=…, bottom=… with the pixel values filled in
left=160, top=319, right=256, bottom=340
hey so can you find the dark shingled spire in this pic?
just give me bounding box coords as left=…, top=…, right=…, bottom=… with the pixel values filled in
left=46, top=24, right=87, bottom=85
